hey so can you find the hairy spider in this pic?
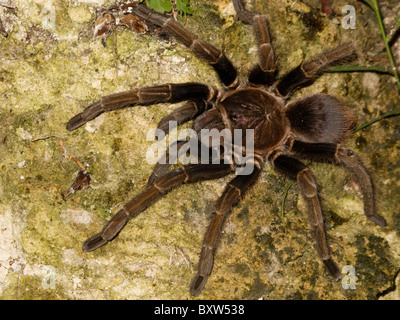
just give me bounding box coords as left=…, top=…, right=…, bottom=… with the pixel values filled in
left=66, top=1, right=387, bottom=296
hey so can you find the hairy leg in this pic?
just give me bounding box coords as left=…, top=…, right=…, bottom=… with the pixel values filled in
left=288, top=140, right=387, bottom=227
left=337, top=148, right=386, bottom=226
left=83, top=163, right=233, bottom=252
left=233, top=0, right=278, bottom=86
left=156, top=100, right=212, bottom=135
left=271, top=153, right=341, bottom=280
left=133, top=4, right=238, bottom=88
left=66, top=82, right=215, bottom=131
left=275, top=43, right=356, bottom=97
left=146, top=140, right=187, bottom=187
left=190, top=163, right=262, bottom=295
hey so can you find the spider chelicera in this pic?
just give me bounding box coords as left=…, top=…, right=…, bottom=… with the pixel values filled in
left=66, top=0, right=387, bottom=296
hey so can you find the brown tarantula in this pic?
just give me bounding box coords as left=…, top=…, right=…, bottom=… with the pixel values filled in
left=66, top=0, right=387, bottom=296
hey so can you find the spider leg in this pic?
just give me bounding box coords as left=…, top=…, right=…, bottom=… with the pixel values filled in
left=271, top=153, right=341, bottom=280
left=190, top=163, right=262, bottom=296
left=337, top=147, right=387, bottom=226
left=147, top=137, right=217, bottom=187
left=66, top=82, right=216, bottom=131
left=275, top=43, right=356, bottom=98
left=289, top=140, right=387, bottom=227
left=146, top=139, right=187, bottom=187
left=233, top=0, right=278, bottom=86
left=156, top=100, right=211, bottom=135
left=132, top=4, right=239, bottom=88
left=82, top=163, right=233, bottom=252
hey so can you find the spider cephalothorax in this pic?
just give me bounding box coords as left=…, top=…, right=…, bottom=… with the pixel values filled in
left=66, top=0, right=387, bottom=296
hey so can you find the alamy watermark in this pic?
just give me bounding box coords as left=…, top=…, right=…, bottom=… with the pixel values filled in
left=40, top=1, right=56, bottom=30
left=146, top=121, right=256, bottom=176
left=341, top=265, right=356, bottom=289
left=42, top=265, right=56, bottom=289
left=342, top=5, right=356, bottom=30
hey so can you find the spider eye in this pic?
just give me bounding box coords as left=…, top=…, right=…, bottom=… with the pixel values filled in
left=230, top=114, right=237, bottom=122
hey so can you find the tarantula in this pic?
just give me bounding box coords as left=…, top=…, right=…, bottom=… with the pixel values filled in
left=66, top=0, right=387, bottom=296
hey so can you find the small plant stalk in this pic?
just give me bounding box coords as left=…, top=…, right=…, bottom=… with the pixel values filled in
left=327, top=65, right=393, bottom=75
left=355, top=108, right=400, bottom=132
left=372, top=0, right=400, bottom=92
left=281, top=180, right=294, bottom=218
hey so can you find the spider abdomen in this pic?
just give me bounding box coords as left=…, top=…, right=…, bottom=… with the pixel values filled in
left=285, top=94, right=356, bottom=144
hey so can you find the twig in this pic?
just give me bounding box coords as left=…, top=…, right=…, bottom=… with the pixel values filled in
left=60, top=140, right=86, bottom=171
left=31, top=134, right=67, bottom=142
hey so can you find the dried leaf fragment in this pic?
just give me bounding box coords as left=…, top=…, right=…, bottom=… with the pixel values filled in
left=92, top=11, right=116, bottom=40
left=62, top=170, right=91, bottom=201
left=120, top=13, right=148, bottom=34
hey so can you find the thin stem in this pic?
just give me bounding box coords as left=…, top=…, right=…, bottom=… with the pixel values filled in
left=355, top=108, right=400, bottom=132
left=327, top=65, right=394, bottom=75
left=281, top=180, right=294, bottom=218
left=372, top=0, right=400, bottom=92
